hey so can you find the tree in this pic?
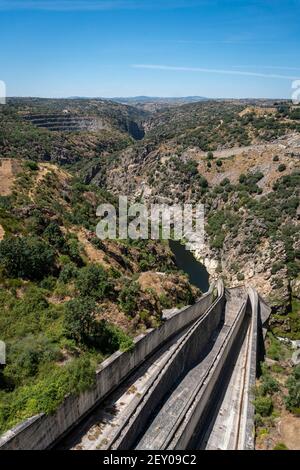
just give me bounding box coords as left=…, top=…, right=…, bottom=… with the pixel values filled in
left=76, top=264, right=113, bottom=300
left=278, top=164, right=287, bottom=172
left=285, top=365, right=300, bottom=412
left=43, top=223, right=66, bottom=251
left=24, top=160, right=39, bottom=171
left=119, top=281, right=140, bottom=316
left=0, top=236, right=55, bottom=280
left=198, top=175, right=208, bottom=188
left=63, top=297, right=133, bottom=352
left=254, top=396, right=273, bottom=416
left=64, top=298, right=98, bottom=345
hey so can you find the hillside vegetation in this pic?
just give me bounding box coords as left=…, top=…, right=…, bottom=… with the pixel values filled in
left=0, top=160, right=198, bottom=433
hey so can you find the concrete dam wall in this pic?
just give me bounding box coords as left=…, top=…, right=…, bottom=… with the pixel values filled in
left=0, top=285, right=216, bottom=450
left=0, top=280, right=269, bottom=451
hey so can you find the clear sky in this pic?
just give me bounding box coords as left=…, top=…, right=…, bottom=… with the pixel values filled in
left=0, top=0, right=299, bottom=98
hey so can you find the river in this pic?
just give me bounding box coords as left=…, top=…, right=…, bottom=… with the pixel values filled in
left=169, top=239, right=210, bottom=293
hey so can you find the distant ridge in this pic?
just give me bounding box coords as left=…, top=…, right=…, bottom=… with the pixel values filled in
left=110, top=96, right=208, bottom=104
left=66, top=96, right=208, bottom=104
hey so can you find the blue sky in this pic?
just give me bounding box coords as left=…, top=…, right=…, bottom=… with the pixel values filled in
left=0, top=0, right=299, bottom=98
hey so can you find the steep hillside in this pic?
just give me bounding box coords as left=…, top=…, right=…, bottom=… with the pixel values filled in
left=0, top=159, right=198, bottom=434
left=144, top=100, right=300, bottom=149
left=87, top=101, right=300, bottom=325
left=0, top=98, right=146, bottom=165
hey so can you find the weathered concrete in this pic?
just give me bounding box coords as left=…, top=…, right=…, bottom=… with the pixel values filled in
left=0, top=287, right=214, bottom=451
left=242, top=287, right=259, bottom=450
left=166, top=290, right=250, bottom=450
left=0, top=280, right=270, bottom=451
left=110, top=283, right=225, bottom=450
left=136, top=288, right=245, bottom=450
left=58, top=325, right=192, bottom=450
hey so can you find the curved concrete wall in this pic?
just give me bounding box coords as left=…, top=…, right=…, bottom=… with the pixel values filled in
left=0, top=288, right=215, bottom=451
left=170, top=297, right=250, bottom=449
left=239, top=288, right=258, bottom=450
left=112, top=289, right=225, bottom=449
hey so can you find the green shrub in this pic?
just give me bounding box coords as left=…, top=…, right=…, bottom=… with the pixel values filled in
left=59, top=262, right=78, bottom=283
left=0, top=356, right=96, bottom=433
left=0, top=237, right=55, bottom=280
left=98, top=322, right=134, bottom=353
left=211, top=232, right=225, bottom=249
left=285, top=365, right=300, bottom=412
left=66, top=237, right=83, bottom=265
left=39, top=276, right=57, bottom=291
left=119, top=281, right=140, bottom=316
left=221, top=178, right=230, bottom=186
left=266, top=334, right=286, bottom=361
left=159, top=293, right=172, bottom=309
left=278, top=164, right=286, bottom=172
left=76, top=264, right=113, bottom=300
left=139, top=259, right=149, bottom=272
left=63, top=297, right=98, bottom=345
left=24, top=161, right=39, bottom=171
left=271, top=363, right=284, bottom=374
left=0, top=196, right=13, bottom=210
left=4, top=335, right=62, bottom=387
left=271, top=261, right=285, bottom=275
left=254, top=396, right=273, bottom=416
left=273, top=443, right=289, bottom=450
left=198, top=175, right=208, bottom=188
left=43, top=223, right=66, bottom=251
left=260, top=374, right=280, bottom=395
left=239, top=173, right=246, bottom=184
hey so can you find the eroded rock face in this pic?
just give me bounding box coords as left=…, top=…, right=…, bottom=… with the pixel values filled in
left=0, top=225, right=4, bottom=241
left=194, top=238, right=290, bottom=313
left=291, top=278, right=300, bottom=299
left=88, top=117, right=299, bottom=318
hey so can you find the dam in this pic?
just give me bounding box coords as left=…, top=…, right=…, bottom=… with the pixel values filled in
left=0, top=279, right=270, bottom=450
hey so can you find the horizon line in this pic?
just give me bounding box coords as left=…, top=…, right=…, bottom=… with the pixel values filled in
left=4, top=95, right=291, bottom=100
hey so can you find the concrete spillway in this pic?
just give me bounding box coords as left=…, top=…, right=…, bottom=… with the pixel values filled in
left=135, top=288, right=246, bottom=450
left=56, top=284, right=267, bottom=451
left=0, top=281, right=269, bottom=450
